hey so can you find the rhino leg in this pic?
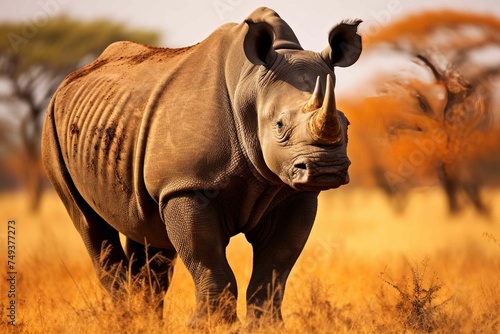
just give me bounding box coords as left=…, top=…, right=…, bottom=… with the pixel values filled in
left=56, top=190, right=129, bottom=294
left=125, top=238, right=177, bottom=314
left=42, top=132, right=128, bottom=295
left=77, top=213, right=129, bottom=293
left=160, top=194, right=238, bottom=326
left=50, top=180, right=129, bottom=294
left=245, top=193, right=318, bottom=323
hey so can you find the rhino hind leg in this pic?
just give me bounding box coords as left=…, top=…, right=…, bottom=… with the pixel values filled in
left=78, top=211, right=130, bottom=293
left=49, top=171, right=130, bottom=295
left=42, top=111, right=129, bottom=298
left=51, top=178, right=129, bottom=294
left=125, top=238, right=177, bottom=314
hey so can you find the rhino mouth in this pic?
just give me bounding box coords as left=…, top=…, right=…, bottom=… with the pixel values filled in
left=291, top=159, right=350, bottom=191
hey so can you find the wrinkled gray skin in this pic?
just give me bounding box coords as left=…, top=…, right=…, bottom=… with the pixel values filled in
left=42, top=7, right=362, bottom=325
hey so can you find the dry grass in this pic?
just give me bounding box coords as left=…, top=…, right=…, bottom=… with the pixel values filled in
left=0, top=187, right=499, bottom=333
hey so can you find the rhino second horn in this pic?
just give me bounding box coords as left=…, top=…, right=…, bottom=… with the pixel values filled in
left=303, top=76, right=323, bottom=112
left=308, top=74, right=342, bottom=145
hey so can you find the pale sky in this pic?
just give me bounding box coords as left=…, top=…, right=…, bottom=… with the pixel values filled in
left=1, top=0, right=499, bottom=50
left=1, top=0, right=499, bottom=94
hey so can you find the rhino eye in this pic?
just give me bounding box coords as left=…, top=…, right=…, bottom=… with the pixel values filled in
left=274, top=118, right=291, bottom=143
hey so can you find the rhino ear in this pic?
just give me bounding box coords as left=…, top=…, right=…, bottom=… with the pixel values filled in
left=322, top=20, right=362, bottom=68
left=244, top=21, right=277, bottom=67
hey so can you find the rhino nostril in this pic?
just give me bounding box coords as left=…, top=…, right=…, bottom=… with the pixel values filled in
left=295, top=163, right=307, bottom=170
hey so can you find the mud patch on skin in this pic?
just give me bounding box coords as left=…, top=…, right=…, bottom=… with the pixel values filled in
left=89, top=125, right=102, bottom=151
left=104, top=123, right=117, bottom=154
left=63, top=59, right=108, bottom=85
left=69, top=123, right=80, bottom=157
left=114, top=130, right=124, bottom=162
left=87, top=123, right=126, bottom=170
left=111, top=127, right=130, bottom=194
left=128, top=45, right=196, bottom=64
left=70, top=123, right=80, bottom=136
left=86, top=125, right=104, bottom=176
left=93, top=122, right=130, bottom=194
left=114, top=169, right=131, bottom=194
left=86, top=158, right=96, bottom=176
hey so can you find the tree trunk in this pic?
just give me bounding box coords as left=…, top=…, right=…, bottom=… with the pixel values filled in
left=20, top=110, right=43, bottom=212
left=26, top=154, right=43, bottom=212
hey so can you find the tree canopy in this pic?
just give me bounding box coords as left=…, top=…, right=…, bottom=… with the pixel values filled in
left=0, top=15, right=160, bottom=209
left=0, top=15, right=159, bottom=73
left=344, top=10, right=500, bottom=212
left=365, top=10, right=500, bottom=51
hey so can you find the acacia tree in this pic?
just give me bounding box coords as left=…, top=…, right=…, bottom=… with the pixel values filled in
left=360, top=10, right=500, bottom=214
left=0, top=16, right=159, bottom=210
left=366, top=10, right=500, bottom=115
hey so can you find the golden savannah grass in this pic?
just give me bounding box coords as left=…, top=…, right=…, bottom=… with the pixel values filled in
left=0, top=188, right=499, bottom=333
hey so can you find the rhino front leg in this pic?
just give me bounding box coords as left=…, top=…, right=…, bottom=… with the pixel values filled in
left=160, top=194, right=238, bottom=326
left=245, top=193, right=318, bottom=322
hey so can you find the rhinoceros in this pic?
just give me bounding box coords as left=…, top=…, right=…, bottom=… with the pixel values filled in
left=42, top=7, right=362, bottom=324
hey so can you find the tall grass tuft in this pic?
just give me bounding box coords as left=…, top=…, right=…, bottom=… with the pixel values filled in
left=289, top=278, right=354, bottom=333
left=380, top=258, right=451, bottom=333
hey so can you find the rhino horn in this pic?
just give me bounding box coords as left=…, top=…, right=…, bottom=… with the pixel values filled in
left=308, top=74, right=342, bottom=145
left=303, top=76, right=323, bottom=112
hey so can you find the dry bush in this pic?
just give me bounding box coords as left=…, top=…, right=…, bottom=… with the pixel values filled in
left=380, top=258, right=451, bottom=332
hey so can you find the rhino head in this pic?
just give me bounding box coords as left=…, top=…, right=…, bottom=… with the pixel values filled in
left=242, top=10, right=362, bottom=191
